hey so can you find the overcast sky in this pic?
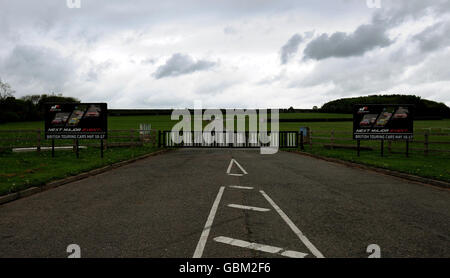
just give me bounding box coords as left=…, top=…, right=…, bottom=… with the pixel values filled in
left=0, top=0, right=449, bottom=108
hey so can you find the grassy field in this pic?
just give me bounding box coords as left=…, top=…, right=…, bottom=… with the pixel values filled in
left=0, top=112, right=352, bottom=131
left=1, top=114, right=449, bottom=196
left=0, top=145, right=159, bottom=196
left=293, top=119, right=450, bottom=183
left=298, top=145, right=450, bottom=183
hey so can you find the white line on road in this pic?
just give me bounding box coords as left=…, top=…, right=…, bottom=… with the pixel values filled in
left=226, top=159, right=248, bottom=176
left=226, top=159, right=234, bottom=174
left=213, top=236, right=308, bottom=258
left=233, top=159, right=248, bottom=175
left=260, top=190, right=325, bottom=258
left=193, top=186, right=225, bottom=258
left=227, top=204, right=271, bottom=212
left=228, top=185, right=254, bottom=190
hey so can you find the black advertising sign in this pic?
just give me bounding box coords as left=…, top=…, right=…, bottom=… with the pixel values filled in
left=45, top=103, right=107, bottom=139
left=353, top=104, right=414, bottom=140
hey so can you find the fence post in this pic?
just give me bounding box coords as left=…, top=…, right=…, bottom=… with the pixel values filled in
left=36, top=129, right=41, bottom=153
left=331, top=129, right=335, bottom=149
left=158, top=130, right=162, bottom=148
left=424, top=131, right=429, bottom=156
left=309, top=130, right=313, bottom=146
left=406, top=139, right=409, bottom=157
left=357, top=140, right=361, bottom=157
left=388, top=140, right=392, bottom=154
left=300, top=131, right=304, bottom=151
left=130, top=129, right=135, bottom=147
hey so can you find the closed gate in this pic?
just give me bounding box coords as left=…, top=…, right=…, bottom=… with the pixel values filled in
left=160, top=131, right=298, bottom=148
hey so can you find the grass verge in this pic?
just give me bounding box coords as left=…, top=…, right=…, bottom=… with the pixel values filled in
left=0, top=145, right=162, bottom=196
left=295, top=145, right=450, bottom=183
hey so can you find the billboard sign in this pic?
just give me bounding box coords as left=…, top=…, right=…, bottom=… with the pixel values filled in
left=353, top=104, right=414, bottom=140
left=45, top=103, right=107, bottom=139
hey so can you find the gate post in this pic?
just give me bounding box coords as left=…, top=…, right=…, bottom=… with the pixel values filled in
left=406, top=139, right=410, bottom=157
left=357, top=140, right=361, bottom=157
left=158, top=130, right=162, bottom=148
left=36, top=129, right=41, bottom=153
left=300, top=131, right=304, bottom=151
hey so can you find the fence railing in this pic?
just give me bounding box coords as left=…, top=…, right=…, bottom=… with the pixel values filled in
left=308, top=128, right=450, bottom=155
left=161, top=131, right=299, bottom=148
left=0, top=129, right=159, bottom=152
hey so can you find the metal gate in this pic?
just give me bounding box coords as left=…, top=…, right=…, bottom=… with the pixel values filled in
left=160, top=131, right=298, bottom=148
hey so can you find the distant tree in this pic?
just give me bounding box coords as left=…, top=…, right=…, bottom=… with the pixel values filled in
left=320, top=94, right=450, bottom=118
left=0, top=78, right=15, bottom=100
left=0, top=90, right=80, bottom=123
left=312, top=106, right=318, bottom=110
left=21, top=95, right=41, bottom=105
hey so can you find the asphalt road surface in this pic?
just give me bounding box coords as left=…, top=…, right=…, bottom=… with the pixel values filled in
left=0, top=149, right=449, bottom=258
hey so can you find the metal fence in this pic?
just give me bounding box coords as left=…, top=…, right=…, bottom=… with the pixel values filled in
left=161, top=131, right=299, bottom=148
left=0, top=129, right=159, bottom=152
left=308, top=128, right=450, bottom=155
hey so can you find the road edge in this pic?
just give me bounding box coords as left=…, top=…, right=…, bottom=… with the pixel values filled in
left=0, top=148, right=172, bottom=206
left=289, top=150, right=450, bottom=190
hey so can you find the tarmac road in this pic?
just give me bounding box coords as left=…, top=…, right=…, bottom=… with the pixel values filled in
left=0, top=149, right=449, bottom=258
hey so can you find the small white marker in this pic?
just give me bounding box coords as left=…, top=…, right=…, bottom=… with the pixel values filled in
left=214, top=236, right=308, bottom=258
left=228, top=185, right=254, bottom=190
left=227, top=204, right=270, bottom=212
left=226, top=158, right=248, bottom=176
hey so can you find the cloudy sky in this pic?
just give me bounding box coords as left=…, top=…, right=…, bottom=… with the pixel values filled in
left=0, top=0, right=449, bottom=108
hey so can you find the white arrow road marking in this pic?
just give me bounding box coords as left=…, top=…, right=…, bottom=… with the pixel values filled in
left=228, top=185, right=254, bottom=190
left=193, top=186, right=225, bottom=258
left=227, top=204, right=271, bottom=212
left=213, top=236, right=308, bottom=258
left=226, top=158, right=248, bottom=176
left=260, top=190, right=325, bottom=258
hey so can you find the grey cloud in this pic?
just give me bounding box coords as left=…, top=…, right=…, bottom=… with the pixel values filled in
left=303, top=24, right=392, bottom=60
left=0, top=45, right=75, bottom=92
left=280, top=34, right=303, bottom=64
left=86, top=61, right=112, bottom=82
left=153, top=53, right=216, bottom=79
left=224, top=26, right=238, bottom=35
left=413, top=21, right=450, bottom=53
left=141, top=57, right=157, bottom=65
left=301, top=0, right=450, bottom=61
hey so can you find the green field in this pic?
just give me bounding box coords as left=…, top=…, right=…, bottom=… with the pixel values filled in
left=0, top=112, right=352, bottom=131
left=0, top=145, right=159, bottom=196
left=1, top=114, right=449, bottom=197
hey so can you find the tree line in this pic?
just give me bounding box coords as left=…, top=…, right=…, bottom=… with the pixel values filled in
left=0, top=79, right=79, bottom=123
left=321, top=94, right=450, bottom=118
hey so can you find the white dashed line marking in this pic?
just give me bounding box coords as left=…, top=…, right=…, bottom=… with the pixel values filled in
left=260, top=190, right=325, bottom=258
left=227, top=204, right=270, bottom=212
left=193, top=186, right=225, bottom=258
left=228, top=185, right=254, bottom=190
left=213, top=236, right=308, bottom=258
